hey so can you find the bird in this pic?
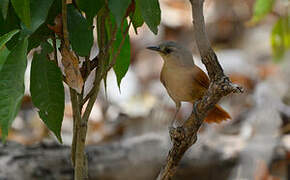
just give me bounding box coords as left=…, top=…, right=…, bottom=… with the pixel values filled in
left=147, top=41, right=231, bottom=126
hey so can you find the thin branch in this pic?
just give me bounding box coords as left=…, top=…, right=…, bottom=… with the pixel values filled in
left=102, top=19, right=132, bottom=77
left=61, top=0, right=69, bottom=48
left=79, top=9, right=118, bottom=82
left=69, top=88, right=81, bottom=167
left=80, top=56, right=91, bottom=80
left=89, top=56, right=99, bottom=71
left=52, top=33, right=59, bottom=66
left=81, top=10, right=108, bottom=121
left=81, top=20, right=131, bottom=107
left=81, top=85, right=95, bottom=106
left=156, top=0, right=243, bottom=179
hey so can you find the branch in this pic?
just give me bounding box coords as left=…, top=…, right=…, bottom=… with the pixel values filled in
left=102, top=19, right=132, bottom=77
left=80, top=15, right=119, bottom=81
left=156, top=0, right=243, bottom=179
left=81, top=19, right=131, bottom=106
left=52, top=33, right=59, bottom=66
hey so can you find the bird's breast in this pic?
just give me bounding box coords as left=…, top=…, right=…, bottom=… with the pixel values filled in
left=161, top=64, right=205, bottom=103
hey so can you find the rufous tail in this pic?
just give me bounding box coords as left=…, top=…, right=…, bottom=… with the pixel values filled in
left=204, top=104, right=231, bottom=123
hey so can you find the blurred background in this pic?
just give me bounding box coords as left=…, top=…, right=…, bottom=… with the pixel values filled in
left=2, top=0, right=290, bottom=179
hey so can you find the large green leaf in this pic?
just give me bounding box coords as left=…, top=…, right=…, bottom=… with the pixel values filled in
left=11, top=0, right=31, bottom=27
left=137, top=0, right=161, bottom=35
left=0, top=5, right=21, bottom=50
left=77, top=0, right=104, bottom=24
left=0, top=29, right=19, bottom=50
left=108, top=0, right=131, bottom=27
left=112, top=21, right=131, bottom=87
left=130, top=1, right=144, bottom=34
left=251, top=0, right=274, bottom=23
left=30, top=43, right=64, bottom=142
left=0, top=46, right=9, bottom=72
left=271, top=16, right=290, bottom=61
left=21, top=0, right=54, bottom=35
left=27, top=0, right=61, bottom=51
left=0, top=29, right=18, bottom=72
left=67, top=4, right=94, bottom=57
left=0, top=0, right=9, bottom=20
left=0, top=38, right=28, bottom=142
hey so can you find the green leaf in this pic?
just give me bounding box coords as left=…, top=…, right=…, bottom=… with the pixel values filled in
left=112, top=21, right=131, bottom=87
left=27, top=0, right=61, bottom=51
left=11, top=0, right=31, bottom=27
left=41, top=41, right=53, bottom=54
left=271, top=16, right=290, bottom=62
left=130, top=1, right=144, bottom=34
left=27, top=24, right=53, bottom=51
left=0, top=46, right=9, bottom=71
left=0, top=0, right=9, bottom=20
left=137, top=0, right=161, bottom=35
left=0, top=5, right=21, bottom=50
left=0, top=29, right=19, bottom=50
left=97, top=9, right=111, bottom=94
left=108, top=0, right=131, bottom=27
left=0, top=38, right=28, bottom=142
left=30, top=44, right=65, bottom=143
left=251, top=0, right=275, bottom=23
left=77, top=0, right=104, bottom=24
left=21, top=0, right=54, bottom=35
left=67, top=4, right=94, bottom=57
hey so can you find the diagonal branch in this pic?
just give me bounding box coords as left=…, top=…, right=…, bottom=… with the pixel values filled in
left=156, top=0, right=243, bottom=179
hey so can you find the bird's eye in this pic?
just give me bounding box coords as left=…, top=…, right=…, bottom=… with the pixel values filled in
left=164, top=48, right=172, bottom=54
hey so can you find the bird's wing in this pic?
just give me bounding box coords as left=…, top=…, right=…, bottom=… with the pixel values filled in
left=160, top=68, right=166, bottom=87
left=192, top=66, right=210, bottom=88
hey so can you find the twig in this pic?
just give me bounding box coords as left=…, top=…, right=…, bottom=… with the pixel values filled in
left=81, top=8, right=109, bottom=122
left=156, top=0, right=243, bottom=179
left=81, top=17, right=131, bottom=106
left=61, top=0, right=69, bottom=48
left=80, top=56, right=91, bottom=80
left=102, top=19, right=132, bottom=78
left=79, top=15, right=119, bottom=82
left=52, top=33, right=59, bottom=66
left=69, top=88, right=81, bottom=167
left=81, top=85, right=95, bottom=106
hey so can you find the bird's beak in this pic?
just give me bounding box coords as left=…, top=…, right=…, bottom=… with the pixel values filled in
left=146, top=46, right=162, bottom=53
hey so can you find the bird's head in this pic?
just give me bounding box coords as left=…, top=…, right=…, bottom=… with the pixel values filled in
left=147, top=41, right=194, bottom=66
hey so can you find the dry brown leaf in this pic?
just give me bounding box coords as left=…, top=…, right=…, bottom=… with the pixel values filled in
left=61, top=47, right=84, bottom=93
left=47, top=14, right=63, bottom=37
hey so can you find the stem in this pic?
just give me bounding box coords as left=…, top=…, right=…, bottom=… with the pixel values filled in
left=103, top=20, right=131, bottom=76
left=62, top=0, right=69, bottom=48
left=69, top=88, right=81, bottom=167
left=52, top=34, right=58, bottom=66
left=81, top=19, right=131, bottom=106
left=62, top=0, right=88, bottom=179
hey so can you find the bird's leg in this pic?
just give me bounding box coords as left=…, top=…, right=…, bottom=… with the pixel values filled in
left=170, top=103, right=181, bottom=127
